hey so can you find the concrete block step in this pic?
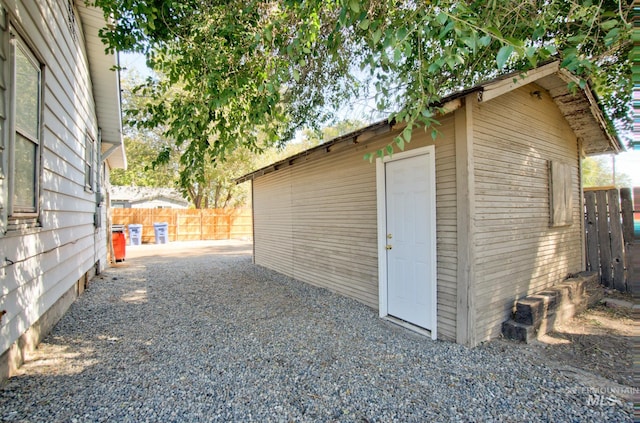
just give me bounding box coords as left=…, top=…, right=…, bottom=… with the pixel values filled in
left=502, top=272, right=600, bottom=343
left=501, top=320, right=536, bottom=343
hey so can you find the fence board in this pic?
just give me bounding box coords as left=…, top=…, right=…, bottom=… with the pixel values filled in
left=620, top=188, right=634, bottom=244
left=584, top=191, right=599, bottom=273
left=111, top=208, right=252, bottom=243
left=607, top=189, right=625, bottom=291
left=583, top=187, right=631, bottom=293
left=594, top=190, right=612, bottom=287
left=629, top=242, right=639, bottom=295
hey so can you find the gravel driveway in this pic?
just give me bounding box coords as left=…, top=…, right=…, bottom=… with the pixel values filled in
left=0, top=240, right=632, bottom=422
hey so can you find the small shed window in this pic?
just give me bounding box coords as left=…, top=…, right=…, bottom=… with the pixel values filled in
left=549, top=161, right=573, bottom=227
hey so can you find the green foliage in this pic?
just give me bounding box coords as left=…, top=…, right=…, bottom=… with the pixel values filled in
left=113, top=71, right=264, bottom=208
left=109, top=135, right=177, bottom=186
left=92, top=0, right=631, bottom=164
left=582, top=156, right=632, bottom=188
left=302, top=119, right=367, bottom=144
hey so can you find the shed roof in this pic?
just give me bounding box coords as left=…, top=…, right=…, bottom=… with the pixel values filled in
left=77, top=1, right=126, bottom=170
left=236, top=61, right=621, bottom=184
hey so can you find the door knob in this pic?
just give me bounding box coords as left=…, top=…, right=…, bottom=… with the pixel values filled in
left=386, top=244, right=393, bottom=250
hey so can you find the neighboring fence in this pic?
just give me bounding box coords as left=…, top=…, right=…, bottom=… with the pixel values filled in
left=583, top=187, right=636, bottom=292
left=112, top=208, right=252, bottom=243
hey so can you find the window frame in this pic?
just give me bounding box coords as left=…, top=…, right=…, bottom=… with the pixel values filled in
left=84, top=131, right=95, bottom=192
left=8, top=31, right=42, bottom=221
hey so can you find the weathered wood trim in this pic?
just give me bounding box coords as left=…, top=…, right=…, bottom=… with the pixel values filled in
left=455, top=95, right=476, bottom=346
left=481, top=62, right=559, bottom=102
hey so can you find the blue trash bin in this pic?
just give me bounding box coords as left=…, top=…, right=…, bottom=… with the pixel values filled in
left=128, top=224, right=143, bottom=245
left=153, top=222, right=169, bottom=244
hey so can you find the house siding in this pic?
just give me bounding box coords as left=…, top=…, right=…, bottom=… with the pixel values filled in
left=253, top=115, right=458, bottom=341
left=0, top=0, right=108, bottom=360
left=471, top=84, right=583, bottom=343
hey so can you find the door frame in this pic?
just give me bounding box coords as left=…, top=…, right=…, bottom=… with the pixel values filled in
left=376, top=145, right=437, bottom=340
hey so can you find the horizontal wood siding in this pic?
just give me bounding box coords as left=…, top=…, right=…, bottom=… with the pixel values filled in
left=0, top=0, right=108, bottom=355
left=253, top=168, right=294, bottom=276
left=472, top=85, right=582, bottom=343
left=289, top=145, right=379, bottom=308
left=253, top=116, right=458, bottom=341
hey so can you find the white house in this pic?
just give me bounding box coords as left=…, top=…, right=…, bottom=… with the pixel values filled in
left=0, top=0, right=125, bottom=381
left=110, top=186, right=190, bottom=209
left=238, top=62, right=621, bottom=346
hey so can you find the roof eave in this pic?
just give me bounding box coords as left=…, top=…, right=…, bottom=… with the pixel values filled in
left=234, top=97, right=467, bottom=184
left=534, top=68, right=622, bottom=155
left=236, top=61, right=621, bottom=182
left=76, top=1, right=127, bottom=170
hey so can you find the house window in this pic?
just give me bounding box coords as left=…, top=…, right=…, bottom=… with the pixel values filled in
left=10, top=34, right=41, bottom=218
left=549, top=161, right=573, bottom=227
left=85, top=132, right=95, bottom=191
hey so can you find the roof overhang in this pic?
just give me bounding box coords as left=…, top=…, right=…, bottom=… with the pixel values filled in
left=236, top=120, right=394, bottom=184
left=481, top=61, right=622, bottom=156
left=234, top=99, right=464, bottom=184
left=76, top=1, right=127, bottom=170
left=236, top=61, right=621, bottom=183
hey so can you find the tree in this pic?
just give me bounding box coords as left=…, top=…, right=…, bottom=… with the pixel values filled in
left=92, top=0, right=631, bottom=167
left=582, top=155, right=632, bottom=188
left=109, top=133, right=178, bottom=186
left=300, top=119, right=368, bottom=145
left=110, top=71, right=180, bottom=186
left=113, top=71, right=263, bottom=208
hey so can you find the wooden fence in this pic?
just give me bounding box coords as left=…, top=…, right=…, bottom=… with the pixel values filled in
left=583, top=187, right=636, bottom=292
left=111, top=208, right=252, bottom=243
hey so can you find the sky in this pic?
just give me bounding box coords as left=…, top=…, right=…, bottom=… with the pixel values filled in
left=611, top=149, right=640, bottom=187
left=119, top=52, right=639, bottom=187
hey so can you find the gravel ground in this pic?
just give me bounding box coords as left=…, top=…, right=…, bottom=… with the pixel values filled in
left=0, top=240, right=633, bottom=422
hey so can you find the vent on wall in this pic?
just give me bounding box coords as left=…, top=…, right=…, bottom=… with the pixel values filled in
left=67, top=0, right=77, bottom=42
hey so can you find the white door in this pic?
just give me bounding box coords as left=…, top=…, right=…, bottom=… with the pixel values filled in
left=378, top=147, right=437, bottom=336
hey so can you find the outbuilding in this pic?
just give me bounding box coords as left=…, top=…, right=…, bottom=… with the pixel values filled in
left=237, top=62, right=621, bottom=346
